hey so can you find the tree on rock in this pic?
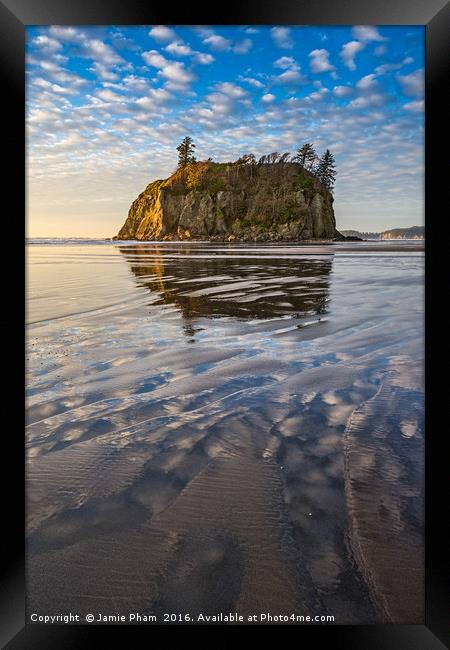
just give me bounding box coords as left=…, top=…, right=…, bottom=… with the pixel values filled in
left=293, top=143, right=317, bottom=170
left=236, top=153, right=256, bottom=164
left=177, top=136, right=196, bottom=168
left=316, top=149, right=337, bottom=192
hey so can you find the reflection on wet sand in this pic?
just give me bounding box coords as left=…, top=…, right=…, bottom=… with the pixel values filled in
left=344, top=364, right=424, bottom=622
left=119, top=244, right=332, bottom=320
left=26, top=243, right=424, bottom=624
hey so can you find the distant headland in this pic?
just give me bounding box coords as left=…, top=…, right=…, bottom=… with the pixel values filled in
left=340, top=226, right=424, bottom=241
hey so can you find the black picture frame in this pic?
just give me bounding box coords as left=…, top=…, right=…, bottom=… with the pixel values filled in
left=2, top=0, right=448, bottom=646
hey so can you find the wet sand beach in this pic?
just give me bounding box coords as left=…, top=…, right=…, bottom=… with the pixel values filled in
left=26, top=240, right=424, bottom=624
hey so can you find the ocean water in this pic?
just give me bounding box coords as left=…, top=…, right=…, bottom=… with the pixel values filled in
left=26, top=240, right=424, bottom=624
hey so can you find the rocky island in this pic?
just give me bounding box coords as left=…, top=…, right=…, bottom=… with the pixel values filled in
left=115, top=140, right=343, bottom=242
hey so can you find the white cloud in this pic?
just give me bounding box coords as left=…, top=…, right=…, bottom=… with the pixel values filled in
left=165, top=41, right=215, bottom=64
left=309, top=48, right=334, bottom=73
left=356, top=73, right=378, bottom=90
left=160, top=61, right=196, bottom=86
left=134, top=87, right=172, bottom=112
left=215, top=82, right=247, bottom=98
left=97, top=88, right=123, bottom=103
left=340, top=41, right=364, bottom=71
left=333, top=85, right=352, bottom=97
left=121, top=75, right=148, bottom=92
left=261, top=93, right=275, bottom=103
left=352, top=26, right=386, bottom=42
left=404, top=99, right=424, bottom=112
left=165, top=41, right=194, bottom=56
left=48, top=26, right=84, bottom=42
left=142, top=50, right=196, bottom=89
left=349, top=93, right=387, bottom=109
left=133, top=97, right=158, bottom=113
left=149, top=26, right=177, bottom=42
left=83, top=39, right=126, bottom=84
left=83, top=39, right=124, bottom=66
left=375, top=57, right=414, bottom=75
left=204, top=92, right=234, bottom=116
left=374, top=44, right=387, bottom=56
left=90, top=63, right=120, bottom=81
left=397, top=69, right=424, bottom=97
left=33, top=77, right=75, bottom=95
left=203, top=34, right=231, bottom=51
left=148, top=87, right=172, bottom=102
left=272, top=55, right=303, bottom=85
left=194, top=52, right=215, bottom=65
left=31, top=59, right=87, bottom=89
left=274, top=56, right=297, bottom=69
left=142, top=50, right=168, bottom=68
left=192, top=26, right=214, bottom=39
left=33, top=35, right=62, bottom=53
left=201, top=31, right=251, bottom=55
left=36, top=60, right=60, bottom=73
left=271, top=27, right=294, bottom=49
left=276, top=69, right=304, bottom=85
left=308, top=88, right=329, bottom=101
left=28, top=107, right=62, bottom=124
left=233, top=38, right=252, bottom=54
left=54, top=132, right=87, bottom=150
left=239, top=76, right=265, bottom=88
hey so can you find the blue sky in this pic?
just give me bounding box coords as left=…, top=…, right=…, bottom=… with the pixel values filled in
left=26, top=25, right=424, bottom=237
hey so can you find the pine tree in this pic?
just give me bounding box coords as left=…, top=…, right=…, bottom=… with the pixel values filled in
left=176, top=136, right=196, bottom=168
left=293, top=143, right=317, bottom=170
left=316, top=149, right=337, bottom=192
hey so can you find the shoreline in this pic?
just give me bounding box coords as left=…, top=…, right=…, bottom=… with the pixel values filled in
left=26, top=237, right=425, bottom=252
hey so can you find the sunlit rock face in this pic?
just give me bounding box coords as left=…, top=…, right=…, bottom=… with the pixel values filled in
left=115, top=162, right=338, bottom=242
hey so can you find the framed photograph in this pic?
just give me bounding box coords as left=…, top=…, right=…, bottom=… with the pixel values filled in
left=1, top=0, right=448, bottom=646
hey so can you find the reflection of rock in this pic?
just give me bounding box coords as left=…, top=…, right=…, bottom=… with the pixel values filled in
left=119, top=245, right=333, bottom=320
left=115, top=162, right=338, bottom=242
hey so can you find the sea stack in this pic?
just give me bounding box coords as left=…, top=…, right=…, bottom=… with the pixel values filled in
left=115, top=161, right=340, bottom=242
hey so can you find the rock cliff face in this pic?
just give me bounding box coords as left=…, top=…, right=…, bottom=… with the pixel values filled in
left=115, top=161, right=339, bottom=241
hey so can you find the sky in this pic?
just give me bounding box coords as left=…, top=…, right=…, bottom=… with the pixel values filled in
left=26, top=25, right=424, bottom=237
